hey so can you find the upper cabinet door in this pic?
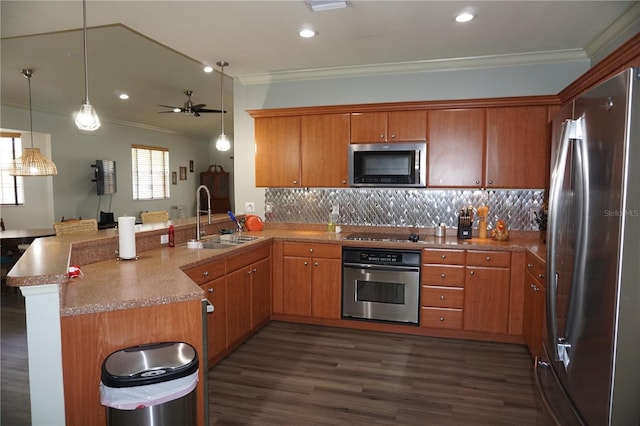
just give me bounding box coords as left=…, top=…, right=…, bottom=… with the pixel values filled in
left=428, top=109, right=485, bottom=187
left=255, top=116, right=301, bottom=187
left=301, top=114, right=350, bottom=187
left=486, top=106, right=549, bottom=189
left=350, top=110, right=426, bottom=143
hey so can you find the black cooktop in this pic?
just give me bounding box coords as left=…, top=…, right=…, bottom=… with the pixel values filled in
left=345, top=232, right=421, bottom=242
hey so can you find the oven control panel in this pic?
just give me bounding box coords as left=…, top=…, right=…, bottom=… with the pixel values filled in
left=343, top=248, right=421, bottom=267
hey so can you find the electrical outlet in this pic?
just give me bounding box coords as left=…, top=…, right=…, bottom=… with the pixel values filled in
left=265, top=203, right=273, bottom=213
left=244, top=201, right=255, bottom=213
left=331, top=204, right=340, bottom=216
left=160, top=234, right=169, bottom=244
left=529, top=208, right=538, bottom=224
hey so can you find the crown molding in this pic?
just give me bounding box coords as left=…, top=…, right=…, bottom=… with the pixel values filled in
left=236, top=49, right=589, bottom=85
left=584, top=1, right=640, bottom=60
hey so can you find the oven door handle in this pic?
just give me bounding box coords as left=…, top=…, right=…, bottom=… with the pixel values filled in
left=343, top=262, right=420, bottom=272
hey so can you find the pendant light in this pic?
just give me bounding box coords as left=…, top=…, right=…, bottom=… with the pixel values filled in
left=9, top=69, right=58, bottom=176
left=75, top=0, right=100, bottom=131
left=215, top=61, right=231, bottom=152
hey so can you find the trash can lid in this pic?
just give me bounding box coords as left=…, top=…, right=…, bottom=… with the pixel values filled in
left=101, top=342, right=198, bottom=388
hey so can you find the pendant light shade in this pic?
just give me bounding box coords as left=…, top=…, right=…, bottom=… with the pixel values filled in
left=75, top=0, right=100, bottom=131
left=215, top=61, right=231, bottom=152
left=9, top=69, right=58, bottom=177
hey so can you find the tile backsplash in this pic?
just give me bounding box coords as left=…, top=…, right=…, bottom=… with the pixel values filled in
left=265, top=188, right=545, bottom=231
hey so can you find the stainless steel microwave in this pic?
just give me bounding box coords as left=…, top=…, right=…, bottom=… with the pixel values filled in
left=348, top=142, right=427, bottom=187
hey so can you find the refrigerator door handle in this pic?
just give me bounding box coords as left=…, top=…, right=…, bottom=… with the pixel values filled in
left=546, top=119, right=577, bottom=362
left=563, top=117, right=589, bottom=363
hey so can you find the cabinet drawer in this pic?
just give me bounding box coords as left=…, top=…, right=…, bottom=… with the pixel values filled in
left=421, top=307, right=463, bottom=329
left=184, top=260, right=225, bottom=285
left=226, top=243, right=271, bottom=272
left=526, top=251, right=546, bottom=285
left=422, top=248, right=465, bottom=265
left=466, top=250, right=511, bottom=267
left=421, top=265, right=465, bottom=287
left=283, top=242, right=341, bottom=258
left=421, top=286, right=464, bottom=308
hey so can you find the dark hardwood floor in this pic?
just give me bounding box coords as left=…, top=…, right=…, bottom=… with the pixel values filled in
left=208, top=322, right=552, bottom=425
left=1, top=292, right=552, bottom=425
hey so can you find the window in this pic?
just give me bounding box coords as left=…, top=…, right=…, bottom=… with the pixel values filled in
left=0, top=133, right=25, bottom=205
left=131, top=145, right=170, bottom=201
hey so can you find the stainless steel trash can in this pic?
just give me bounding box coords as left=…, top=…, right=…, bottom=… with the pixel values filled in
left=100, top=342, right=199, bottom=426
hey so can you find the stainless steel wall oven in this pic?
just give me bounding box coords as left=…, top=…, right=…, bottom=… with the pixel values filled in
left=342, top=247, right=420, bottom=325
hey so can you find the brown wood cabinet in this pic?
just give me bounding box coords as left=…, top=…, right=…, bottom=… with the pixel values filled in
left=350, top=110, right=426, bottom=143
left=523, top=251, right=546, bottom=358
left=255, top=116, right=301, bottom=187
left=282, top=242, right=342, bottom=319
left=485, top=106, right=549, bottom=188
left=199, top=165, right=231, bottom=213
left=301, top=114, right=350, bottom=187
left=201, top=277, right=226, bottom=364
left=464, top=250, right=511, bottom=334
left=255, top=114, right=350, bottom=187
left=428, top=109, right=485, bottom=187
left=420, top=248, right=465, bottom=330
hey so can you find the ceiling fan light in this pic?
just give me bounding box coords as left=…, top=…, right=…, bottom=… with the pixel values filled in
left=75, top=102, right=101, bottom=131
left=216, top=133, right=231, bottom=152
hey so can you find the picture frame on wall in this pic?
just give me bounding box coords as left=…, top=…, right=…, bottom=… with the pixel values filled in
left=179, top=167, right=187, bottom=180
left=189, top=160, right=194, bottom=173
left=172, top=171, right=177, bottom=185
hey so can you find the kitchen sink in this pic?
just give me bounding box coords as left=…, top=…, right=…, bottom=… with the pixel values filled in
left=198, top=234, right=259, bottom=249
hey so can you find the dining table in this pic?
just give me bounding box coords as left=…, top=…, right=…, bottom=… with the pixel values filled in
left=1, top=228, right=56, bottom=256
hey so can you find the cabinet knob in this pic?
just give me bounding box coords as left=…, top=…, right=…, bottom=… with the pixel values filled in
left=439, top=316, right=445, bottom=322
left=527, top=263, right=533, bottom=268
left=439, top=295, right=445, bottom=301
left=293, top=180, right=298, bottom=184
left=314, top=262, right=319, bottom=267
left=440, top=273, right=446, bottom=278
left=309, top=248, right=314, bottom=253
left=342, top=180, right=347, bottom=184
left=208, top=288, right=214, bottom=293
left=304, top=261, right=308, bottom=266
left=476, top=179, right=481, bottom=185
left=538, top=274, right=545, bottom=279
left=469, top=270, right=475, bottom=275
left=486, top=256, right=491, bottom=261
left=441, top=254, right=446, bottom=259
left=379, top=134, right=385, bottom=139
left=246, top=269, right=252, bottom=275
left=203, top=271, right=209, bottom=276
left=533, top=286, right=540, bottom=292
left=390, top=134, right=396, bottom=139
left=530, top=283, right=536, bottom=289
left=488, top=179, right=494, bottom=185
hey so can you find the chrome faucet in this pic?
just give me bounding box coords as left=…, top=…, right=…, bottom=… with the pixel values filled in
left=196, top=185, right=212, bottom=240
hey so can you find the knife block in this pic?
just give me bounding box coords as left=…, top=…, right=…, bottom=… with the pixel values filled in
left=457, top=216, right=472, bottom=239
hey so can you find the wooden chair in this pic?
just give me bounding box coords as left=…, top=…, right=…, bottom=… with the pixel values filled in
left=53, top=219, right=98, bottom=236
left=141, top=211, right=169, bottom=224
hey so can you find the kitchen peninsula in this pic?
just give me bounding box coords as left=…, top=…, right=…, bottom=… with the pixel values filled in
left=8, top=216, right=545, bottom=425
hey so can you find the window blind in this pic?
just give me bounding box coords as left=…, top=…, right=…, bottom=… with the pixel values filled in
left=131, top=145, right=170, bottom=200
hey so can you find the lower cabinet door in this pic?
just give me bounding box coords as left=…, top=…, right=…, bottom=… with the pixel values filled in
left=251, top=258, right=272, bottom=329
left=282, top=256, right=312, bottom=316
left=463, top=266, right=510, bottom=334
left=202, top=277, right=226, bottom=365
left=311, top=258, right=342, bottom=319
left=226, top=268, right=252, bottom=346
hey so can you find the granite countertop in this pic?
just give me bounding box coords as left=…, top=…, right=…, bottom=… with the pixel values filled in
left=8, top=219, right=546, bottom=317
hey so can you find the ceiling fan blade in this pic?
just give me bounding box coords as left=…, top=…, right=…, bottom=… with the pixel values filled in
left=193, top=111, right=201, bottom=117
left=192, top=103, right=207, bottom=110
left=158, top=104, right=181, bottom=109
left=195, top=108, right=224, bottom=113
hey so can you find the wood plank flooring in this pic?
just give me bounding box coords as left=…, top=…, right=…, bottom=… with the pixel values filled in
left=1, top=292, right=552, bottom=425
left=209, top=322, right=553, bottom=425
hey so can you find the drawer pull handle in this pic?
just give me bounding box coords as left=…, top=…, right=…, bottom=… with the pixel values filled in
left=439, top=295, right=445, bottom=301
left=440, top=273, right=446, bottom=278
left=538, top=274, right=545, bottom=279
left=470, top=270, right=475, bottom=275
left=309, top=248, right=314, bottom=253
left=441, top=254, right=446, bottom=259
left=208, top=288, right=214, bottom=293
left=527, top=263, right=533, bottom=268
left=439, top=316, right=445, bottom=321
left=314, top=262, right=319, bottom=267
left=486, top=256, right=491, bottom=261
left=203, top=271, right=209, bottom=276
left=304, top=261, right=308, bottom=266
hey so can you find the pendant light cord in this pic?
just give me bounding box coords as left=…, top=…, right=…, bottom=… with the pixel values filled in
left=219, top=63, right=225, bottom=134
left=82, top=0, right=90, bottom=103
left=28, top=73, right=34, bottom=148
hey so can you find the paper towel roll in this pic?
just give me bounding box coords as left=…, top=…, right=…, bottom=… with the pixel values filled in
left=118, top=216, right=137, bottom=259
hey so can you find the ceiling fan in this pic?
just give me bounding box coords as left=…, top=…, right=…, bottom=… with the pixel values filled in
left=158, top=90, right=223, bottom=116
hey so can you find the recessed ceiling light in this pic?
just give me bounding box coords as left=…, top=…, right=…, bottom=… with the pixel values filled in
left=455, top=12, right=475, bottom=23
left=119, top=93, right=129, bottom=100
left=299, top=28, right=317, bottom=38
left=203, top=65, right=213, bottom=73
left=305, top=0, right=350, bottom=12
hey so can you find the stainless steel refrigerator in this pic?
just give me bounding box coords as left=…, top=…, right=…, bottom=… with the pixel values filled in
left=535, top=67, right=640, bottom=425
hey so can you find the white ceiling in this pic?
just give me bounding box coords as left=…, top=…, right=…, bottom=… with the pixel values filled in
left=1, top=1, right=639, bottom=139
